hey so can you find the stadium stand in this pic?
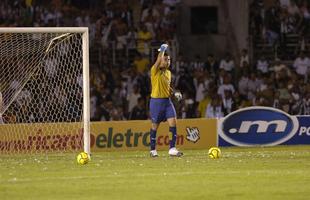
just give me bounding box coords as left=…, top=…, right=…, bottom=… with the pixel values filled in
left=1, top=0, right=310, bottom=123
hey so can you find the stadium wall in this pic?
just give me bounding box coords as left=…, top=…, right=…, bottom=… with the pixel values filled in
left=177, top=0, right=249, bottom=59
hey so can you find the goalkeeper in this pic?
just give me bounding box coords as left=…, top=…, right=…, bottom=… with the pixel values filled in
left=149, top=43, right=183, bottom=157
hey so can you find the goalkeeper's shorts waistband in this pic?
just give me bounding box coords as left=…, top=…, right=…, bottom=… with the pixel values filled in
left=150, top=97, right=170, bottom=99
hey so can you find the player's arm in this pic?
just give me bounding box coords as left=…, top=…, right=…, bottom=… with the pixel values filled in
left=153, top=44, right=168, bottom=68
left=169, top=85, right=182, bottom=101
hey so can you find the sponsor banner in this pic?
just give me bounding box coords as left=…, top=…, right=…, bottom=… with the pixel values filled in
left=0, top=118, right=217, bottom=152
left=284, top=116, right=310, bottom=145
left=91, top=118, right=217, bottom=151
left=0, top=123, right=84, bottom=153
left=218, top=106, right=310, bottom=146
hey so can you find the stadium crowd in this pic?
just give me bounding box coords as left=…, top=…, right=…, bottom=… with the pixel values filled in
left=1, top=0, right=310, bottom=123
left=250, top=0, right=310, bottom=58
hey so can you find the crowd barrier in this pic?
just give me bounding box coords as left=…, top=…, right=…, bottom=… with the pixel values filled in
left=2, top=106, right=308, bottom=153
left=218, top=107, right=310, bottom=146
left=0, top=118, right=217, bottom=153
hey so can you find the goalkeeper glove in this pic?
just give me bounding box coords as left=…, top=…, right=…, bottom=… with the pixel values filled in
left=174, top=91, right=182, bottom=101
left=158, top=44, right=168, bottom=52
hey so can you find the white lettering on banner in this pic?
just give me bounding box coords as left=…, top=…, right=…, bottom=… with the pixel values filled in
left=186, top=127, right=200, bottom=143
left=298, top=127, right=310, bottom=136
left=229, top=120, right=287, bottom=134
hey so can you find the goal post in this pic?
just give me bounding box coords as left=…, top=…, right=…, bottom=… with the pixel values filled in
left=0, top=27, right=90, bottom=155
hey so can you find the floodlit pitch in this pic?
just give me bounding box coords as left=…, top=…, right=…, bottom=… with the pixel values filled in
left=1, top=146, right=310, bottom=200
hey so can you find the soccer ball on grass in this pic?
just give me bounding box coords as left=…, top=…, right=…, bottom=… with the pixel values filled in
left=77, top=152, right=90, bottom=165
left=208, top=147, right=221, bottom=159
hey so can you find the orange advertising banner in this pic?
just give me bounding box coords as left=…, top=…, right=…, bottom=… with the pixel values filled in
left=0, top=119, right=217, bottom=153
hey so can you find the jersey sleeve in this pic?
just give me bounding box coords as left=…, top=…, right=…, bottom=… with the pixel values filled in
left=151, top=65, right=159, bottom=75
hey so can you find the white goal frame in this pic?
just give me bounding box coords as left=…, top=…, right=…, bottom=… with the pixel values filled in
left=0, top=27, right=90, bottom=155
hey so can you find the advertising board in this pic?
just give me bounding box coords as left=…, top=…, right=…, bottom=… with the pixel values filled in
left=218, top=107, right=310, bottom=146
left=0, top=118, right=217, bottom=152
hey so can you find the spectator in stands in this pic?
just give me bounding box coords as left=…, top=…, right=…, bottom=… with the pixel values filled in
left=264, top=27, right=279, bottom=46
left=133, top=53, right=150, bottom=74
left=287, top=0, right=300, bottom=16
left=240, top=49, right=249, bottom=68
left=113, top=16, right=128, bottom=54
left=127, top=84, right=141, bottom=114
left=279, top=7, right=296, bottom=58
left=256, top=75, right=274, bottom=105
left=277, top=80, right=292, bottom=106
left=134, top=67, right=150, bottom=98
left=142, top=8, right=156, bottom=37
left=295, top=32, right=307, bottom=55
left=293, top=51, right=310, bottom=79
left=197, top=90, right=212, bottom=118
left=217, top=68, right=227, bottom=85
left=217, top=75, right=235, bottom=99
left=256, top=55, right=269, bottom=74
left=275, top=63, right=292, bottom=82
left=129, top=97, right=147, bottom=120
left=190, top=55, right=205, bottom=72
left=205, top=54, right=219, bottom=75
left=110, top=106, right=126, bottom=121
left=180, top=92, right=196, bottom=119
left=249, top=0, right=264, bottom=37
left=300, top=0, right=310, bottom=21
left=272, top=91, right=281, bottom=109
left=101, top=100, right=115, bottom=121
left=159, top=8, right=177, bottom=40
left=247, top=72, right=260, bottom=102
left=3, top=0, right=310, bottom=120
left=127, top=26, right=138, bottom=53
left=271, top=58, right=290, bottom=82
left=97, top=15, right=113, bottom=49
left=137, top=24, right=152, bottom=55
left=222, top=90, right=236, bottom=114
left=105, top=2, right=115, bottom=20
left=194, top=73, right=209, bottom=103
left=141, top=4, right=160, bottom=23
left=238, top=71, right=249, bottom=98
left=119, top=2, right=133, bottom=26
left=176, top=68, right=195, bottom=98
left=298, top=92, right=310, bottom=115
left=175, top=53, right=187, bottom=74
left=233, top=90, right=249, bottom=109
left=205, top=94, right=225, bottom=118
left=219, top=53, right=235, bottom=73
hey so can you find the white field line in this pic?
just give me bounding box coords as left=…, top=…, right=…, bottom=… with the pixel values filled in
left=1, top=170, right=306, bottom=184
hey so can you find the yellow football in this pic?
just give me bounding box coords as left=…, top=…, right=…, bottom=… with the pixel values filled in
left=77, top=152, right=90, bottom=165
left=208, top=147, right=221, bottom=159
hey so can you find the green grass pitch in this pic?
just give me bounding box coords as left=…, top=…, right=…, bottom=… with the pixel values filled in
left=1, top=145, right=310, bottom=200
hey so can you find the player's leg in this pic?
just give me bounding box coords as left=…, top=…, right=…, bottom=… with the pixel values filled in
left=150, top=122, right=159, bottom=157
left=149, top=98, right=165, bottom=157
left=166, top=100, right=183, bottom=157
left=167, top=117, right=177, bottom=148
left=167, top=117, right=183, bottom=157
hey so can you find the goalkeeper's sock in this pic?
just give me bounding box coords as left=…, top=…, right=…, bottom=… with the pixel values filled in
left=169, top=126, right=177, bottom=148
left=150, top=129, right=157, bottom=150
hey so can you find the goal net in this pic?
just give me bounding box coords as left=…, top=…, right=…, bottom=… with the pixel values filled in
left=0, top=28, right=90, bottom=154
